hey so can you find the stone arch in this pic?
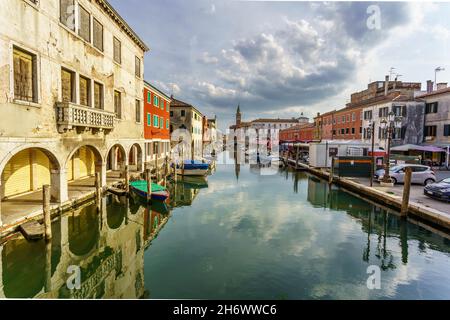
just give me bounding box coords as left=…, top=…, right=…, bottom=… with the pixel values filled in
left=0, top=145, right=63, bottom=201
left=105, top=144, right=127, bottom=172
left=65, top=144, right=105, bottom=187
left=128, top=143, right=143, bottom=172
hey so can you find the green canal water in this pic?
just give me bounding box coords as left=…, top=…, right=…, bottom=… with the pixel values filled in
left=1, top=154, right=450, bottom=299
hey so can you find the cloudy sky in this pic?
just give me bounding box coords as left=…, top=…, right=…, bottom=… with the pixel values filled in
left=109, top=0, right=450, bottom=130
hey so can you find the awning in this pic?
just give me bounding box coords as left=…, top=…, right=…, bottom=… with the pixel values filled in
left=391, top=144, right=446, bottom=153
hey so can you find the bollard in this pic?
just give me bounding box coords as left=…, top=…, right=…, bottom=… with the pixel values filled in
left=295, top=146, right=299, bottom=170
left=146, top=168, right=152, bottom=203
left=43, top=184, right=52, bottom=240
left=124, top=165, right=130, bottom=193
left=400, top=167, right=412, bottom=217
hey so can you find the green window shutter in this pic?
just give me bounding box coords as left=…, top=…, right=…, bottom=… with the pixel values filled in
left=166, top=119, right=169, bottom=129
left=153, top=115, right=158, bottom=127
left=160, top=116, right=164, bottom=128
left=147, top=113, right=151, bottom=126
left=147, top=92, right=151, bottom=103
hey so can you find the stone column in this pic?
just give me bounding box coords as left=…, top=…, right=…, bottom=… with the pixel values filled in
left=111, top=146, right=118, bottom=171
left=51, top=169, right=68, bottom=204
left=95, top=162, right=107, bottom=188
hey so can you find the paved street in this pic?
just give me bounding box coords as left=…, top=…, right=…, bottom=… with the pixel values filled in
left=350, top=170, right=450, bottom=216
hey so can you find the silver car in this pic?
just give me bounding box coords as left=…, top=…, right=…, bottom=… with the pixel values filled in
left=374, top=164, right=436, bottom=185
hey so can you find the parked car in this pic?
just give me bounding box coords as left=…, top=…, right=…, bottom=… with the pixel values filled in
left=424, top=178, right=450, bottom=202
left=374, top=164, right=436, bottom=185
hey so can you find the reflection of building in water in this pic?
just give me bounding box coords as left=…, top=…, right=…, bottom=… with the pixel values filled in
left=168, top=182, right=201, bottom=208
left=305, top=175, right=450, bottom=268
left=0, top=195, right=158, bottom=299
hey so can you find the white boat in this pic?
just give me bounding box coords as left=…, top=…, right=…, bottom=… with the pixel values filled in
left=173, top=160, right=209, bottom=176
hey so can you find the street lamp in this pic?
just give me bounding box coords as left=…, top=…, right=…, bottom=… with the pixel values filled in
left=366, top=120, right=375, bottom=187
left=380, top=111, right=403, bottom=185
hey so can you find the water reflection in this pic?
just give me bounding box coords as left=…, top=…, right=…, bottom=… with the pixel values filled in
left=1, top=160, right=449, bottom=299
left=0, top=191, right=177, bottom=299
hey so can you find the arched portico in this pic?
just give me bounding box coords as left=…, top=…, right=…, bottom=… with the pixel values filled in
left=65, top=144, right=105, bottom=189
left=128, top=144, right=143, bottom=172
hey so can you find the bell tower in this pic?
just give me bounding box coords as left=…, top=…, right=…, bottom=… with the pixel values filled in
left=236, top=104, right=241, bottom=126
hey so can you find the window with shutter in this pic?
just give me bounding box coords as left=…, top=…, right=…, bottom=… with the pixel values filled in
left=79, top=76, right=90, bottom=106
left=61, top=68, right=75, bottom=103
left=94, top=82, right=103, bottom=109
left=78, top=5, right=90, bottom=42
left=13, top=47, right=36, bottom=102
left=114, top=90, right=121, bottom=119
left=135, top=56, right=141, bottom=78
left=60, top=0, right=75, bottom=31
left=113, top=37, right=121, bottom=64
left=444, top=124, right=450, bottom=136
left=135, top=100, right=141, bottom=123
left=93, top=18, right=103, bottom=51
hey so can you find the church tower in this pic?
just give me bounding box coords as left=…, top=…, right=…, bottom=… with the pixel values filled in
left=236, top=104, right=241, bottom=126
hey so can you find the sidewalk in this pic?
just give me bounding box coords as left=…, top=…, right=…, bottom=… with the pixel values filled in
left=293, top=161, right=450, bottom=230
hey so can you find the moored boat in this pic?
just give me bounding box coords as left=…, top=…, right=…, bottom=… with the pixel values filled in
left=129, top=180, right=169, bottom=202
left=172, top=160, right=209, bottom=176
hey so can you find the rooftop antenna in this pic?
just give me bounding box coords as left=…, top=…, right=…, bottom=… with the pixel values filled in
left=389, top=67, right=396, bottom=81
left=435, top=66, right=445, bottom=90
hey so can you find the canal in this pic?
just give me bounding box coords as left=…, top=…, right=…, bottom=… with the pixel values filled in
left=1, top=154, right=450, bottom=299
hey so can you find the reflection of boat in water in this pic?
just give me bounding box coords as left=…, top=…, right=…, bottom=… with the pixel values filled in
left=172, top=160, right=209, bottom=176
left=129, top=191, right=170, bottom=214
left=129, top=180, right=169, bottom=201
left=177, top=175, right=208, bottom=189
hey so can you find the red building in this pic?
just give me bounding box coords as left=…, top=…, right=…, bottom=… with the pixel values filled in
left=280, top=123, right=315, bottom=142
left=331, top=106, right=363, bottom=140
left=314, top=106, right=363, bottom=141
left=143, top=81, right=172, bottom=163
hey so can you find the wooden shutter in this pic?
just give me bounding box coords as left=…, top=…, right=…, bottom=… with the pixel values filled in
left=61, top=69, right=73, bottom=103
left=2, top=150, right=31, bottom=197
left=34, top=149, right=51, bottom=189
left=93, top=18, right=103, bottom=51
left=79, top=76, right=90, bottom=106
left=94, top=82, right=102, bottom=109
left=113, top=37, right=121, bottom=64
left=78, top=5, right=90, bottom=42
left=13, top=48, right=34, bottom=102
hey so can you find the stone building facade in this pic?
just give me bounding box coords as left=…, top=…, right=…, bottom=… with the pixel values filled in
left=0, top=0, right=149, bottom=225
left=169, top=97, right=203, bottom=158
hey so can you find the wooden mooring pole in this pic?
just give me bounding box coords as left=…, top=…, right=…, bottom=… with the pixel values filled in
left=124, top=165, right=130, bottom=193
left=295, top=146, right=299, bottom=170
left=329, top=157, right=335, bottom=186
left=43, top=184, right=52, bottom=240
left=95, top=172, right=102, bottom=212
left=146, top=168, right=152, bottom=203
left=400, top=167, right=412, bottom=217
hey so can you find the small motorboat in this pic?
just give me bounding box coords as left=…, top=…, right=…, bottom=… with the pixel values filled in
left=172, top=160, right=209, bottom=176
left=129, top=180, right=169, bottom=202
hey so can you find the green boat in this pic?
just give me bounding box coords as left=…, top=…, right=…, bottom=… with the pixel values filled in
left=129, top=180, right=169, bottom=202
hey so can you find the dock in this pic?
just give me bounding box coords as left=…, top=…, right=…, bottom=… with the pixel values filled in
left=289, top=159, right=450, bottom=231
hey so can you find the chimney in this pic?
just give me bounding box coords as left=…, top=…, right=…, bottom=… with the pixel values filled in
left=384, top=75, right=389, bottom=96
left=393, top=76, right=398, bottom=90
left=426, top=80, right=434, bottom=93
left=437, top=82, right=448, bottom=90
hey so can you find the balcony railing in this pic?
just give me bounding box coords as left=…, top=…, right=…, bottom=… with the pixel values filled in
left=56, top=102, right=115, bottom=133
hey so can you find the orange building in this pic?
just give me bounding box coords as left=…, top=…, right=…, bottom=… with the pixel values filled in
left=143, top=81, right=172, bottom=163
